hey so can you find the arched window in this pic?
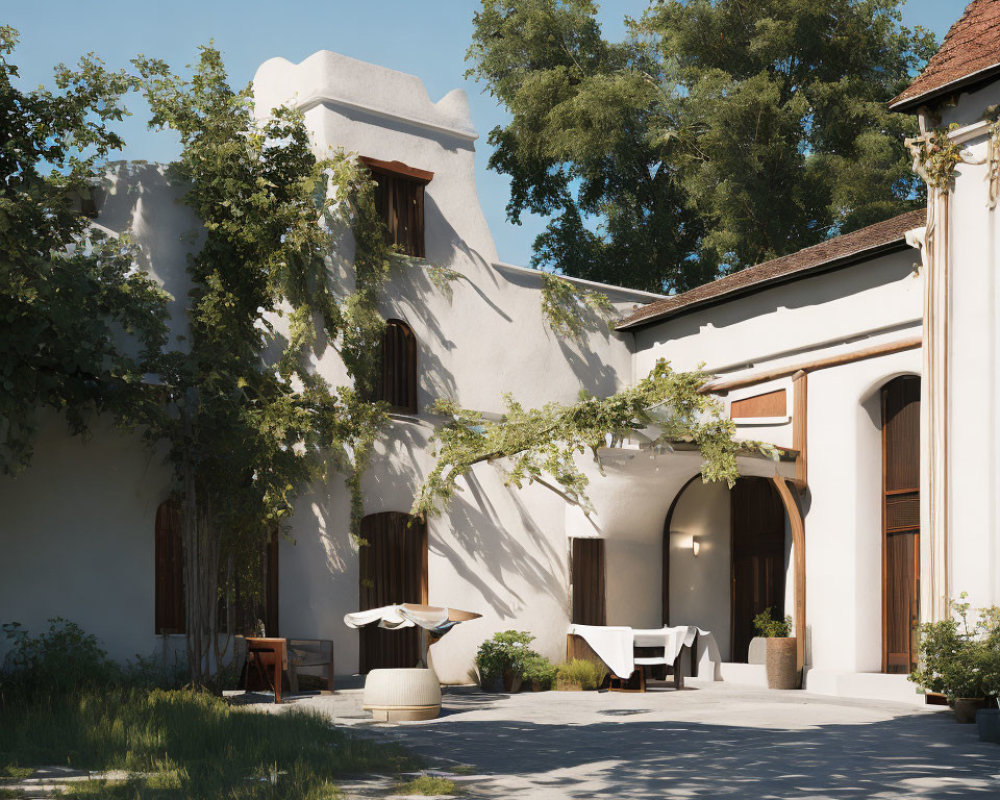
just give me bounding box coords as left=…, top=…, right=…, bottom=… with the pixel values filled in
left=358, top=512, right=428, bottom=672
left=378, top=319, right=417, bottom=413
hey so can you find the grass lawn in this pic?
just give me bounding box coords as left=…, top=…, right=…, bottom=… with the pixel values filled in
left=0, top=687, right=420, bottom=799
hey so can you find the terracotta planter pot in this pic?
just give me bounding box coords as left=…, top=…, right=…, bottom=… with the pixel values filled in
left=765, top=637, right=800, bottom=690
left=953, top=697, right=987, bottom=724
left=502, top=669, right=522, bottom=693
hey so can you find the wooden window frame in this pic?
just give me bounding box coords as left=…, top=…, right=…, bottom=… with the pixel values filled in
left=378, top=318, right=418, bottom=413
left=360, top=157, right=433, bottom=258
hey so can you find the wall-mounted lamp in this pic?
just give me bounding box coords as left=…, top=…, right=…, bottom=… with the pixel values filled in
left=692, top=536, right=701, bottom=557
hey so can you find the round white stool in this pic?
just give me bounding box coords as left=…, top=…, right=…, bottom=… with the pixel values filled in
left=363, top=668, right=442, bottom=722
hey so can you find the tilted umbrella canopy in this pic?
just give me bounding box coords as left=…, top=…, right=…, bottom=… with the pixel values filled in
left=344, top=603, right=481, bottom=637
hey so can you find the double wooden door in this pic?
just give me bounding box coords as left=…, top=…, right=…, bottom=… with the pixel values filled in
left=731, top=477, right=787, bottom=662
left=882, top=376, right=921, bottom=674
left=358, top=512, right=428, bottom=673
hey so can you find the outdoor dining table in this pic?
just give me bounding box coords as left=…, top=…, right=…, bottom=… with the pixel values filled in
left=567, top=624, right=707, bottom=691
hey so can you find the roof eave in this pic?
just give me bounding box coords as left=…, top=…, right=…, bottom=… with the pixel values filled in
left=615, top=238, right=912, bottom=332
left=889, top=61, right=1000, bottom=113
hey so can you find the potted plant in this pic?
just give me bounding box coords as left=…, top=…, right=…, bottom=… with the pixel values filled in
left=910, top=594, right=1000, bottom=724
left=474, top=630, right=537, bottom=693
left=754, top=608, right=799, bottom=690
left=521, top=654, right=557, bottom=691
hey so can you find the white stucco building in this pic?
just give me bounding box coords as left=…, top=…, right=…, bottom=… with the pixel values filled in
left=3, top=1, right=999, bottom=704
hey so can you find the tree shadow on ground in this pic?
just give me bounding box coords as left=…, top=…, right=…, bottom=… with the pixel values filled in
left=387, top=698, right=999, bottom=799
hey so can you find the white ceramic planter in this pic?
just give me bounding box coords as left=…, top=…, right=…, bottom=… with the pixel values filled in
left=363, top=668, right=442, bottom=722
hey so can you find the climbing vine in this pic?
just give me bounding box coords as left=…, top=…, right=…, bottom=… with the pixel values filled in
left=905, top=125, right=967, bottom=190
left=133, top=47, right=396, bottom=681
left=540, top=272, right=615, bottom=340
left=412, top=359, right=778, bottom=521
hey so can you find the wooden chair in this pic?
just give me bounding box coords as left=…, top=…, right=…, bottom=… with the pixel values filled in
left=286, top=638, right=334, bottom=693
left=609, top=629, right=691, bottom=693
left=240, top=637, right=288, bottom=704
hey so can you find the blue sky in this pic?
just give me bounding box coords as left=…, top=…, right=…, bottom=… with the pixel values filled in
left=5, top=0, right=957, bottom=267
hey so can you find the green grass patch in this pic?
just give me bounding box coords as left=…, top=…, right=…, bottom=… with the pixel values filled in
left=0, top=688, right=417, bottom=799
left=0, top=767, right=32, bottom=780
left=395, top=775, right=459, bottom=796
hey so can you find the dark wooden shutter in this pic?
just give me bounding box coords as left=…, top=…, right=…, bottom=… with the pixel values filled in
left=378, top=319, right=417, bottom=413
left=882, top=376, right=920, bottom=674
left=571, top=538, right=606, bottom=626
left=359, top=512, right=428, bottom=673
left=155, top=500, right=185, bottom=634
left=364, top=160, right=428, bottom=258
left=730, top=477, right=786, bottom=662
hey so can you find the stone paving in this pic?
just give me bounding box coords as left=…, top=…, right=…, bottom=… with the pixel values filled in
left=278, top=679, right=1000, bottom=799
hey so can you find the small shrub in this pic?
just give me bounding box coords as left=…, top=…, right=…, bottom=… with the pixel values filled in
left=753, top=608, right=793, bottom=638
left=910, top=593, right=1000, bottom=701
left=555, top=659, right=607, bottom=691
left=474, top=631, right=536, bottom=688
left=395, top=775, right=459, bottom=796
left=521, top=654, right=557, bottom=690
left=1, top=619, right=119, bottom=704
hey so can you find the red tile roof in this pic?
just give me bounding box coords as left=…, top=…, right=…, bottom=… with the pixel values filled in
left=616, top=209, right=926, bottom=330
left=890, top=0, right=1000, bottom=111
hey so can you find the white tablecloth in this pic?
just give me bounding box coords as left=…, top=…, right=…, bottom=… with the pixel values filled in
left=567, top=624, right=634, bottom=678
left=568, top=624, right=713, bottom=678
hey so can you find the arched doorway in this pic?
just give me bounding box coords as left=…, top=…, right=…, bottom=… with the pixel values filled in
left=662, top=474, right=794, bottom=665
left=730, top=477, right=787, bottom=663
left=881, top=375, right=921, bottom=674
left=358, top=511, right=428, bottom=673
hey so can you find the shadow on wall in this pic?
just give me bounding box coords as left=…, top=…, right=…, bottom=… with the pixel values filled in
left=369, top=426, right=565, bottom=620
left=100, top=162, right=204, bottom=345
left=387, top=708, right=993, bottom=799
left=420, top=194, right=626, bottom=399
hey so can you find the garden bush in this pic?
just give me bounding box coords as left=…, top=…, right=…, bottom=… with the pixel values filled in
left=910, top=593, right=1000, bottom=701
left=474, top=630, right=537, bottom=689
left=521, top=654, right=558, bottom=690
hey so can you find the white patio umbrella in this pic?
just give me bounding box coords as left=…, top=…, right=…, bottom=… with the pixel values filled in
left=344, top=603, right=482, bottom=667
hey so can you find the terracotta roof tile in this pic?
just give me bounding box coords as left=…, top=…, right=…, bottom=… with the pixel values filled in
left=890, top=0, right=1000, bottom=111
left=616, top=209, right=926, bottom=330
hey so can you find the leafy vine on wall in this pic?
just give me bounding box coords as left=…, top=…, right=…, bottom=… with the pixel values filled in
left=539, top=272, right=615, bottom=340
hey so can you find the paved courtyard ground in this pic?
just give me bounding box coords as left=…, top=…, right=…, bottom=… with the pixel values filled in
left=281, top=679, right=1000, bottom=799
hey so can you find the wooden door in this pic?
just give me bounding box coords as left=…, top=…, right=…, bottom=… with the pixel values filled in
left=731, top=477, right=787, bottom=662
left=571, top=538, right=606, bottom=626
left=882, top=376, right=920, bottom=674
left=359, top=512, right=428, bottom=673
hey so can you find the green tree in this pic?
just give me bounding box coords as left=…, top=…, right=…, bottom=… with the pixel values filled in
left=133, top=47, right=392, bottom=682
left=0, top=26, right=169, bottom=473
left=467, top=0, right=937, bottom=292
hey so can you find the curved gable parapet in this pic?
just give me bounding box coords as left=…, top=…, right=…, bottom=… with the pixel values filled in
left=252, top=51, right=478, bottom=141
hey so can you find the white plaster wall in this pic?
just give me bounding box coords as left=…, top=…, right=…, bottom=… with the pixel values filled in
left=940, top=124, right=1000, bottom=612
left=0, top=415, right=174, bottom=663
left=626, top=250, right=924, bottom=673
left=632, top=249, right=922, bottom=379
left=668, top=480, right=732, bottom=661
left=805, top=351, right=921, bottom=672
